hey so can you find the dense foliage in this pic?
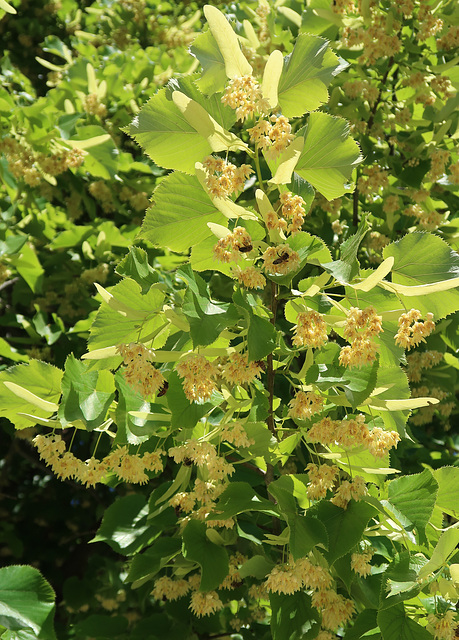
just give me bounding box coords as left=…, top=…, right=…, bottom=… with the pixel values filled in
left=1, top=1, right=459, bottom=639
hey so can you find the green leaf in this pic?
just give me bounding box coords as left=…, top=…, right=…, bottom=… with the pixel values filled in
left=10, top=243, right=44, bottom=294
left=323, top=214, right=370, bottom=282
left=343, top=609, right=378, bottom=640
left=58, top=355, right=115, bottom=431
left=178, top=265, right=239, bottom=348
left=239, top=555, right=274, bottom=580
left=382, top=232, right=459, bottom=320
left=380, top=552, right=425, bottom=609
left=316, top=500, right=377, bottom=565
left=296, top=113, right=362, bottom=200
left=278, top=34, right=341, bottom=117
left=182, top=520, right=229, bottom=592
left=88, top=278, right=165, bottom=351
left=69, top=125, right=118, bottom=179
left=0, top=565, right=56, bottom=640
left=126, top=88, right=214, bottom=173
left=378, top=604, right=432, bottom=640
left=126, top=538, right=182, bottom=586
left=289, top=515, right=328, bottom=560
left=0, top=361, right=62, bottom=430
left=73, top=615, right=129, bottom=638
left=208, top=482, right=280, bottom=520
left=190, top=29, right=227, bottom=95
left=270, top=592, right=320, bottom=640
left=248, top=314, right=277, bottom=361
left=140, top=171, right=226, bottom=252
left=116, top=247, right=159, bottom=294
left=418, top=527, right=459, bottom=579
left=434, top=467, right=459, bottom=519
left=91, top=494, right=152, bottom=555
left=342, top=357, right=379, bottom=408
left=169, top=75, right=237, bottom=130
left=387, top=469, right=438, bottom=543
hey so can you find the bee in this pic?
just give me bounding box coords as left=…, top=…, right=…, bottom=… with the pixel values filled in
left=157, top=381, right=169, bottom=397
left=272, top=250, right=290, bottom=265
left=238, top=241, right=253, bottom=253
left=255, top=360, right=266, bottom=372
left=183, top=457, right=193, bottom=467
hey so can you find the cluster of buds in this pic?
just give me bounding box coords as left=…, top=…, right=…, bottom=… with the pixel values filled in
left=339, top=306, right=383, bottom=368
left=221, top=75, right=270, bottom=122
left=117, top=343, right=166, bottom=399
left=395, top=309, right=435, bottom=349
left=248, top=115, right=294, bottom=156
left=213, top=226, right=253, bottom=263
left=203, top=155, right=253, bottom=199
left=292, top=310, right=328, bottom=349
left=176, top=354, right=218, bottom=402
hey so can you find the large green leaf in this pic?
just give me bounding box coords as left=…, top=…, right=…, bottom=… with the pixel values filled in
left=167, top=371, right=215, bottom=430
left=178, top=265, right=239, bottom=347
left=378, top=605, right=432, bottom=640
left=0, top=566, right=56, bottom=640
left=88, top=278, right=165, bottom=351
left=0, top=360, right=62, bottom=430
left=58, top=355, right=115, bottom=431
left=434, top=466, right=459, bottom=519
left=270, top=592, right=320, bottom=640
left=278, top=34, right=341, bottom=117
left=73, top=615, right=128, bottom=638
left=69, top=125, right=118, bottom=179
left=296, top=112, right=362, bottom=200
left=140, top=171, right=226, bottom=253
left=91, top=494, right=152, bottom=555
left=170, top=75, right=237, bottom=130
left=182, top=520, right=229, bottom=591
left=386, top=469, right=438, bottom=543
left=383, top=232, right=459, bottom=319
left=315, top=500, right=377, bottom=565
left=418, top=527, right=459, bottom=579
left=126, top=538, right=182, bottom=587
left=126, top=88, right=213, bottom=173
left=208, top=482, right=280, bottom=520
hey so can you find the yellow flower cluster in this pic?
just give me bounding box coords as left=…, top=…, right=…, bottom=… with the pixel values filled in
left=176, top=355, right=218, bottom=402
left=331, top=476, right=367, bottom=509
left=234, top=265, right=266, bottom=289
left=117, top=342, right=165, bottom=398
left=83, top=93, right=107, bottom=118
left=218, top=552, right=247, bottom=589
left=203, top=155, right=253, bottom=199
left=339, top=306, right=383, bottom=368
left=437, top=25, right=459, bottom=50
left=119, top=185, right=150, bottom=212
left=280, top=192, right=307, bottom=234
left=221, top=75, right=270, bottom=122
left=305, top=463, right=338, bottom=500
left=449, top=161, right=459, bottom=185
left=350, top=549, right=374, bottom=577
left=33, top=435, right=164, bottom=486
left=221, top=421, right=255, bottom=449
left=343, top=79, right=379, bottom=106
left=406, top=350, right=443, bottom=382
left=151, top=576, right=190, bottom=601
left=213, top=226, right=253, bottom=263
left=417, top=13, right=443, bottom=42
left=222, top=353, right=263, bottom=386
left=189, top=589, right=223, bottom=617
left=426, top=148, right=450, bottom=182
left=262, top=244, right=300, bottom=275
left=428, top=611, right=458, bottom=640
left=248, top=115, right=294, bottom=156
left=308, top=414, right=400, bottom=459
left=404, top=204, right=444, bottom=231
left=312, top=589, right=356, bottom=631
left=264, top=555, right=333, bottom=595
left=169, top=439, right=234, bottom=481
left=289, top=391, right=324, bottom=420
left=410, top=386, right=454, bottom=426
left=89, top=181, right=115, bottom=213
left=395, top=309, right=435, bottom=349
left=292, top=310, right=328, bottom=349
left=357, top=165, right=390, bottom=197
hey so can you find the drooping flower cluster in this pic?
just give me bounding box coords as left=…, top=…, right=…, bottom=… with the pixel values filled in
left=307, top=414, right=400, bottom=459
left=312, top=588, right=356, bottom=631
left=289, top=390, right=324, bottom=420
left=404, top=203, right=445, bottom=231
left=234, top=265, right=266, bottom=289
left=292, top=310, right=328, bottom=349
left=221, top=421, right=255, bottom=448
left=331, top=476, right=367, bottom=509
left=350, top=549, right=374, bottom=577
left=264, top=192, right=307, bottom=235
left=405, top=350, right=443, bottom=382
left=394, top=309, right=435, bottom=349
left=203, top=155, right=253, bottom=199
left=248, top=115, right=294, bottom=156
left=33, top=434, right=164, bottom=486
left=339, top=306, right=383, bottom=368
left=264, top=555, right=333, bottom=595
left=222, top=352, right=263, bottom=385
left=176, top=355, right=218, bottom=401
left=117, top=342, right=165, bottom=398
left=213, top=227, right=253, bottom=263
left=305, top=463, right=339, bottom=500
left=151, top=576, right=190, bottom=601
left=221, top=75, right=270, bottom=121
left=262, top=244, right=300, bottom=275
left=428, top=610, right=458, bottom=640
